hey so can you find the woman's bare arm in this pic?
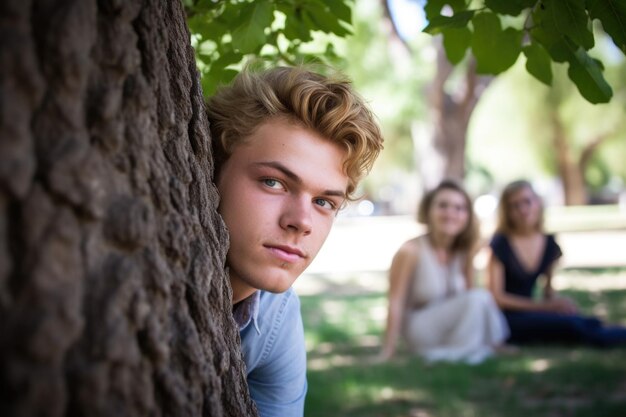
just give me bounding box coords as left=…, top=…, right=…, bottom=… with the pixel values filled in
left=462, top=244, right=479, bottom=289
left=379, top=239, right=418, bottom=360
left=542, top=261, right=578, bottom=313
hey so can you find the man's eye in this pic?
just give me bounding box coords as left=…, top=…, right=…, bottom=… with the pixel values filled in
left=314, top=198, right=336, bottom=210
left=262, top=178, right=283, bottom=189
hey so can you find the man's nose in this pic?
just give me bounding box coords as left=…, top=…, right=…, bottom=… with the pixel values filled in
left=279, top=196, right=312, bottom=236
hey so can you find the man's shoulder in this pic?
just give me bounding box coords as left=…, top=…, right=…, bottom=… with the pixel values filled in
left=244, top=287, right=307, bottom=416
left=240, top=287, right=305, bottom=373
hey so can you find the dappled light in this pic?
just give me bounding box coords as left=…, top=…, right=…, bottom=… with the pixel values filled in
left=301, top=269, right=626, bottom=416
left=528, top=358, right=551, bottom=373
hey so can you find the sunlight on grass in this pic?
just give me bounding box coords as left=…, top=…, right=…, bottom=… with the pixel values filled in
left=528, top=358, right=551, bottom=372
left=302, top=268, right=626, bottom=417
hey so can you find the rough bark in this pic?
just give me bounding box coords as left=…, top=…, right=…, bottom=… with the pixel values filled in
left=0, top=1, right=255, bottom=416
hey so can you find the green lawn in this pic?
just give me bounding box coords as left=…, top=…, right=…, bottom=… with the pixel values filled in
left=300, top=268, right=626, bottom=417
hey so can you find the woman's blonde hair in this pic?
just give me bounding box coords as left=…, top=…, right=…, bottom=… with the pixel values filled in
left=417, top=179, right=479, bottom=252
left=496, top=179, right=544, bottom=234
left=206, top=64, right=384, bottom=201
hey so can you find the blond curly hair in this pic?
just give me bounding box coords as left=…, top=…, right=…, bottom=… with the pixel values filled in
left=206, top=64, right=384, bottom=201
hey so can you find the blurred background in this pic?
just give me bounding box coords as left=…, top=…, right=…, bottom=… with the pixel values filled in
left=293, top=0, right=626, bottom=287
left=293, top=2, right=626, bottom=415
left=190, top=0, right=626, bottom=415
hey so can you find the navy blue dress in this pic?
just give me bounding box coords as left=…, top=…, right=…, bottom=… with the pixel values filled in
left=490, top=233, right=626, bottom=347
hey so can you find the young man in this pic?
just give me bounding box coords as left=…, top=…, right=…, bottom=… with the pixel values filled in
left=206, top=65, right=383, bottom=416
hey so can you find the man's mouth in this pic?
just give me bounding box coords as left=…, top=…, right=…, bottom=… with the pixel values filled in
left=265, top=244, right=306, bottom=263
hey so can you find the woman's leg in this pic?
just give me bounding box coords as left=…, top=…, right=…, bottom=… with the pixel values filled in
left=587, top=323, right=626, bottom=347
left=504, top=311, right=597, bottom=345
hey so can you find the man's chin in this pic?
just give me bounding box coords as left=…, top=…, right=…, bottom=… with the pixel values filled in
left=258, top=272, right=299, bottom=294
left=261, top=281, right=294, bottom=294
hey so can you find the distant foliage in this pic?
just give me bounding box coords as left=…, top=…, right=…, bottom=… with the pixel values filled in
left=185, top=0, right=353, bottom=96
left=423, top=0, right=626, bottom=104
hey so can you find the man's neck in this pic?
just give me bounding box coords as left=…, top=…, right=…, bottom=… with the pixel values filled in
left=231, top=279, right=258, bottom=304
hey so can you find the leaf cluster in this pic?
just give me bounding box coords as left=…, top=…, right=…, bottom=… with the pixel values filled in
left=423, top=0, right=626, bottom=103
left=185, top=0, right=353, bottom=96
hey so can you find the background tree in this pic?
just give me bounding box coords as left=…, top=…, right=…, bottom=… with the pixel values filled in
left=186, top=0, right=626, bottom=207
left=412, top=0, right=626, bottom=191
left=0, top=1, right=255, bottom=416
left=376, top=0, right=492, bottom=190
left=423, top=0, right=626, bottom=104
left=370, top=0, right=626, bottom=200
left=468, top=52, right=626, bottom=205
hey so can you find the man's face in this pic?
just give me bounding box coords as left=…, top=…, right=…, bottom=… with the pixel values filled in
left=217, top=118, right=349, bottom=302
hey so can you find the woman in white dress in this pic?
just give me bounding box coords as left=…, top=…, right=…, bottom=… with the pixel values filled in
left=379, top=179, right=509, bottom=364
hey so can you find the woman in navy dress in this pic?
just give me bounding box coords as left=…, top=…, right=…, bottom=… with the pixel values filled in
left=486, top=180, right=626, bottom=347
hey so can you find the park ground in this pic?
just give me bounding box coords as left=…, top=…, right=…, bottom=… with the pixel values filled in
left=294, top=209, right=626, bottom=417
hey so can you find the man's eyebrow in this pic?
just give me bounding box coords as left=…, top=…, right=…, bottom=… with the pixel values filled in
left=253, top=161, right=347, bottom=198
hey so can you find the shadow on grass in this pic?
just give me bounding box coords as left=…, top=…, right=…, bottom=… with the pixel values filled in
left=304, top=350, right=626, bottom=417
left=301, top=271, right=626, bottom=417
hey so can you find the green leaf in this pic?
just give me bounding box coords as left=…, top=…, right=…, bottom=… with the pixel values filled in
left=423, top=10, right=475, bottom=34
left=567, top=47, right=613, bottom=103
left=484, top=0, right=534, bottom=16
left=231, top=2, right=273, bottom=53
left=319, top=0, right=352, bottom=24
left=304, top=1, right=352, bottom=36
left=424, top=0, right=468, bottom=20
left=218, top=2, right=245, bottom=24
left=441, top=27, right=471, bottom=64
left=587, top=0, right=626, bottom=54
left=544, top=0, right=594, bottom=50
left=531, top=6, right=576, bottom=63
left=470, top=12, right=523, bottom=74
left=213, top=50, right=242, bottom=69
left=192, top=0, right=222, bottom=13
left=523, top=42, right=553, bottom=85
left=202, top=66, right=238, bottom=97
left=188, top=14, right=230, bottom=41
left=424, top=0, right=447, bottom=20
left=447, top=0, right=468, bottom=13
left=277, top=5, right=314, bottom=42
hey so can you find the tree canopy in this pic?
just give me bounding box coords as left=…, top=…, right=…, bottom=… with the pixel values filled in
left=423, top=0, right=626, bottom=104
left=186, top=0, right=626, bottom=104
left=185, top=0, right=353, bottom=96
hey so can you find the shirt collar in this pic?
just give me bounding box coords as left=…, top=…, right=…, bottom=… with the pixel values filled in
left=233, top=290, right=261, bottom=334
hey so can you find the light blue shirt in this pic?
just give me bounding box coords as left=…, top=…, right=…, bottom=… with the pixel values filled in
left=235, top=288, right=307, bottom=417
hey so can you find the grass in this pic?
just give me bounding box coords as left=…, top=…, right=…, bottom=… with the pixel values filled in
left=300, top=268, right=626, bottom=417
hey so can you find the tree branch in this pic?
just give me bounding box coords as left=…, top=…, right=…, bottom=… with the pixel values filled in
left=380, top=0, right=412, bottom=54
left=580, top=132, right=613, bottom=170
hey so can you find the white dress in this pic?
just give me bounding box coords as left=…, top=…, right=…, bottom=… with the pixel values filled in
left=402, top=236, right=509, bottom=364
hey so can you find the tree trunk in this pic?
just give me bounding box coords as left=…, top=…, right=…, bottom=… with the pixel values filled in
left=551, top=111, right=587, bottom=205
left=379, top=3, right=491, bottom=190
left=0, top=1, right=255, bottom=416
left=419, top=40, right=492, bottom=190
